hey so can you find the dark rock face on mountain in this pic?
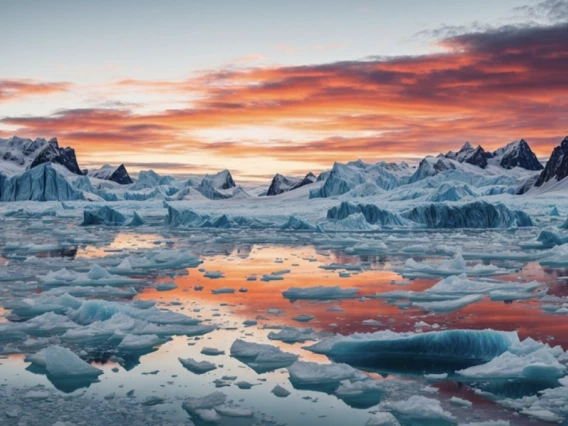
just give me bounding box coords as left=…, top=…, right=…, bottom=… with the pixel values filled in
left=30, top=138, right=82, bottom=175
left=443, top=140, right=542, bottom=171
left=535, top=137, right=568, bottom=187
left=200, top=169, right=235, bottom=190
left=445, top=142, right=490, bottom=169
left=0, top=136, right=82, bottom=174
left=267, top=172, right=316, bottom=196
left=494, top=139, right=543, bottom=171
left=89, top=164, right=134, bottom=185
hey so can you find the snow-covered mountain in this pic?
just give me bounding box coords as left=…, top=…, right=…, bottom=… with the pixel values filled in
left=310, top=160, right=411, bottom=198
left=443, top=140, right=542, bottom=171
left=88, top=164, right=133, bottom=185
left=0, top=136, right=82, bottom=176
left=0, top=134, right=565, bottom=203
left=533, top=137, right=568, bottom=191
left=445, top=142, right=490, bottom=169
left=266, top=172, right=316, bottom=196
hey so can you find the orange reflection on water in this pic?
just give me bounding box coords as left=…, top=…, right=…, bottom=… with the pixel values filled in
left=137, top=245, right=568, bottom=348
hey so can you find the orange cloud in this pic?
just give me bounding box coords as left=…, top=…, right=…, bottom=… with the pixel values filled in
left=0, top=79, right=70, bottom=102
left=2, top=22, right=568, bottom=178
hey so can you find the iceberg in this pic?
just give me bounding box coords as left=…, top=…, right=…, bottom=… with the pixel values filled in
left=81, top=206, right=144, bottom=226
left=536, top=229, right=568, bottom=247
left=327, top=201, right=407, bottom=227
left=402, top=201, right=533, bottom=229
left=306, top=329, right=519, bottom=372
left=1, top=163, right=85, bottom=201
left=280, top=216, right=318, bottom=231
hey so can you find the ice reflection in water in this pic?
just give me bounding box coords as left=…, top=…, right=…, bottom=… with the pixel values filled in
left=0, top=231, right=566, bottom=425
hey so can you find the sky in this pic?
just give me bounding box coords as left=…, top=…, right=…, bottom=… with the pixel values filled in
left=1, top=0, right=567, bottom=180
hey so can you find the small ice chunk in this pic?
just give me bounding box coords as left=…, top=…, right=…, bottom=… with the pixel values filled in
left=271, top=385, right=291, bottom=397
left=118, top=334, right=161, bottom=351
left=282, top=286, right=358, bottom=301
left=287, top=361, right=366, bottom=389
left=450, top=396, right=472, bottom=407
left=211, top=287, right=235, bottom=294
left=293, top=314, right=314, bottom=323
left=381, top=395, right=456, bottom=424
left=201, top=347, right=225, bottom=356
left=365, top=412, right=401, bottom=426
left=230, top=339, right=298, bottom=372
left=179, top=357, right=217, bottom=374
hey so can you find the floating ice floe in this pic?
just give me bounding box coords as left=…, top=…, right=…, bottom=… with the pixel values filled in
left=456, top=337, right=566, bottom=382
left=293, top=314, right=315, bottom=323
left=126, top=249, right=202, bottom=271
left=413, top=294, right=484, bottom=312
left=230, top=339, right=298, bottom=373
left=287, top=361, right=367, bottom=391
left=365, top=412, right=401, bottom=426
left=179, top=357, right=217, bottom=374
left=271, top=385, right=291, bottom=397
left=380, top=395, right=456, bottom=425
left=540, top=244, right=568, bottom=267
left=282, top=286, right=358, bottom=301
left=117, top=334, right=161, bottom=351
left=201, top=347, right=225, bottom=356
left=43, top=285, right=137, bottom=299
left=334, top=378, right=385, bottom=408
left=38, top=264, right=141, bottom=289
left=399, top=253, right=512, bottom=278
left=211, top=287, right=234, bottom=294
left=25, top=345, right=103, bottom=392
left=261, top=269, right=290, bottom=281
left=268, top=326, right=321, bottom=343
left=26, top=345, right=103, bottom=378
left=203, top=270, right=224, bottom=279
left=378, top=274, right=542, bottom=308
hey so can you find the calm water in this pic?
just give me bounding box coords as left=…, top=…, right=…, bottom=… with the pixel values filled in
left=1, top=227, right=566, bottom=425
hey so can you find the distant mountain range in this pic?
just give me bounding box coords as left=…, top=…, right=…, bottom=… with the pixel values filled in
left=1, top=134, right=567, bottom=202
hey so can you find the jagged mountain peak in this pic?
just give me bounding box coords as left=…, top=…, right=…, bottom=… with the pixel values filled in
left=201, top=169, right=236, bottom=190
left=1, top=135, right=82, bottom=175
left=492, top=139, right=543, bottom=171
left=267, top=171, right=317, bottom=196
left=535, top=136, right=568, bottom=187
left=89, top=163, right=133, bottom=185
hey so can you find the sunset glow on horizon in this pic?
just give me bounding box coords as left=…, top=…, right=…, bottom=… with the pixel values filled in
left=1, top=0, right=567, bottom=180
